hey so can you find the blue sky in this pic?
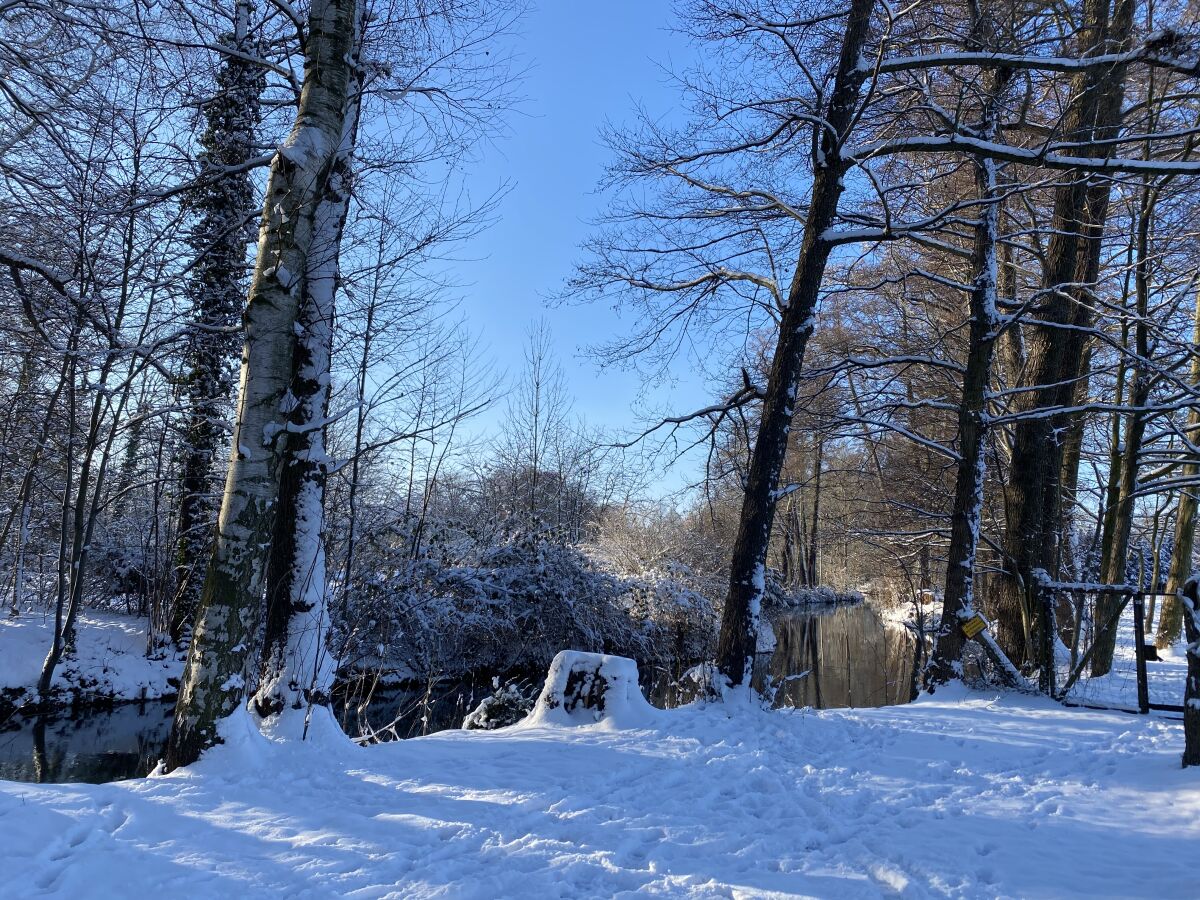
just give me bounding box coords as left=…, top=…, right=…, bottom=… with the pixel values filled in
left=450, top=2, right=707, bottom=485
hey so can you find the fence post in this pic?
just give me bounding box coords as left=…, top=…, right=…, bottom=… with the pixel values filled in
left=1132, top=593, right=1150, bottom=715
left=1036, top=573, right=1056, bottom=696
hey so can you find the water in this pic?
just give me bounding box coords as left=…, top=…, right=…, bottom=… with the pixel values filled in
left=0, top=678, right=502, bottom=785
left=763, top=602, right=918, bottom=710
left=0, top=602, right=916, bottom=784
left=0, top=702, right=174, bottom=784
left=331, top=673, right=541, bottom=741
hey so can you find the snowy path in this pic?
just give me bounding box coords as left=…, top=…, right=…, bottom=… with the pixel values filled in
left=1, top=687, right=1196, bottom=898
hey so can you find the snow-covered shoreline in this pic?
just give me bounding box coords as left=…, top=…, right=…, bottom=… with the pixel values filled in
left=3, top=683, right=1196, bottom=898
left=0, top=611, right=183, bottom=715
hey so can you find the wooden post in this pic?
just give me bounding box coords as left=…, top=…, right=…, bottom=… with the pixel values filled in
left=1132, top=593, right=1150, bottom=715
left=1039, top=580, right=1056, bottom=697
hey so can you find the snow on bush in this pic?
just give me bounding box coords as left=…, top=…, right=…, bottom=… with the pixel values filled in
left=462, top=678, right=538, bottom=730
left=766, top=582, right=865, bottom=608
left=334, top=519, right=718, bottom=682
left=332, top=506, right=867, bottom=688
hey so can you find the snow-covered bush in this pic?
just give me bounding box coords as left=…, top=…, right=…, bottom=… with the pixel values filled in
left=333, top=518, right=715, bottom=682
left=766, top=583, right=865, bottom=608
left=618, top=572, right=717, bottom=668
left=462, top=678, right=538, bottom=729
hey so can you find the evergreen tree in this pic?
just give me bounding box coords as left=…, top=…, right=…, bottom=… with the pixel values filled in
left=171, top=0, right=266, bottom=644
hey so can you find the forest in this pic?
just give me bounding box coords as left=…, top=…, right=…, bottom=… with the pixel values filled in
left=1, top=0, right=1200, bottom=896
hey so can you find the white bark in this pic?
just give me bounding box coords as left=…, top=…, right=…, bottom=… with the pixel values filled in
left=167, top=0, right=359, bottom=770
left=253, top=3, right=365, bottom=729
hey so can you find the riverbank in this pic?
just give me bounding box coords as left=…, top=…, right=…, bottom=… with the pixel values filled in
left=0, top=611, right=182, bottom=716
left=2, top=682, right=1195, bottom=897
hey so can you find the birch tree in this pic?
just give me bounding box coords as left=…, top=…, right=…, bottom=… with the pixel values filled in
left=167, top=0, right=359, bottom=770
left=252, top=2, right=366, bottom=724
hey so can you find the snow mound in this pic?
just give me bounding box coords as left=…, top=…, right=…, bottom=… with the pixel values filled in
left=522, top=651, right=658, bottom=729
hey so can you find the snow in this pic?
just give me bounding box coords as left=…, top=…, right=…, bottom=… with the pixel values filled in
left=3, top=676, right=1198, bottom=897
left=0, top=611, right=182, bottom=705
left=523, top=650, right=659, bottom=729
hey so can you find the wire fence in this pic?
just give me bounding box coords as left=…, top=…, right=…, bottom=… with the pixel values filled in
left=1043, top=584, right=1186, bottom=714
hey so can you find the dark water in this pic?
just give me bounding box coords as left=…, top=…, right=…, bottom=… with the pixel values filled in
left=763, top=603, right=918, bottom=710
left=0, top=701, right=175, bottom=784
left=331, top=673, right=540, bottom=741
left=0, top=679, right=507, bottom=785
left=0, top=602, right=915, bottom=784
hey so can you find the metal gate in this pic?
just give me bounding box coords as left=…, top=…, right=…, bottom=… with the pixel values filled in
left=1039, top=581, right=1186, bottom=715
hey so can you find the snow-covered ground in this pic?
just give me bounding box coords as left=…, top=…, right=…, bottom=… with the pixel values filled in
left=2, top=683, right=1196, bottom=898
left=0, top=611, right=182, bottom=706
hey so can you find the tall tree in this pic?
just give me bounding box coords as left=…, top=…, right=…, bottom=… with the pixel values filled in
left=253, top=3, right=365, bottom=724
left=716, top=0, right=877, bottom=685
left=167, top=0, right=359, bottom=770
left=993, top=0, right=1135, bottom=666
left=171, top=0, right=266, bottom=644
left=1156, top=288, right=1200, bottom=648
left=926, top=8, right=1012, bottom=686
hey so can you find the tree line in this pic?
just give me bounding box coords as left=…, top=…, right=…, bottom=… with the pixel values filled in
left=3, top=0, right=1200, bottom=767
left=571, top=0, right=1200, bottom=756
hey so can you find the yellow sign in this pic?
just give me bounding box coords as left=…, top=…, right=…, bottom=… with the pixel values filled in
left=962, top=615, right=988, bottom=639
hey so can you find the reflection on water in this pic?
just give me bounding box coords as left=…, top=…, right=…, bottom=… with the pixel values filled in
left=0, top=702, right=174, bottom=784
left=331, top=674, right=533, bottom=741
left=1, top=602, right=916, bottom=784
left=764, top=602, right=917, bottom=709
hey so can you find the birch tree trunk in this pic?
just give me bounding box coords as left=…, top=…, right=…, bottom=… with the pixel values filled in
left=166, top=0, right=358, bottom=771
left=253, top=5, right=365, bottom=727
left=715, top=0, right=876, bottom=686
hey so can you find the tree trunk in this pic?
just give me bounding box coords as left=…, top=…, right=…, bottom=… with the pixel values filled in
left=926, top=19, right=1009, bottom=685
left=1, top=355, right=69, bottom=617
left=1057, top=344, right=1094, bottom=580
left=1156, top=291, right=1200, bottom=649
left=716, top=0, right=875, bottom=686
left=166, top=0, right=358, bottom=771
left=254, top=5, right=364, bottom=725
left=994, top=0, right=1133, bottom=666
left=1092, top=185, right=1154, bottom=676
left=1180, top=575, right=1200, bottom=766
left=172, top=0, right=265, bottom=644
left=806, top=438, right=823, bottom=588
